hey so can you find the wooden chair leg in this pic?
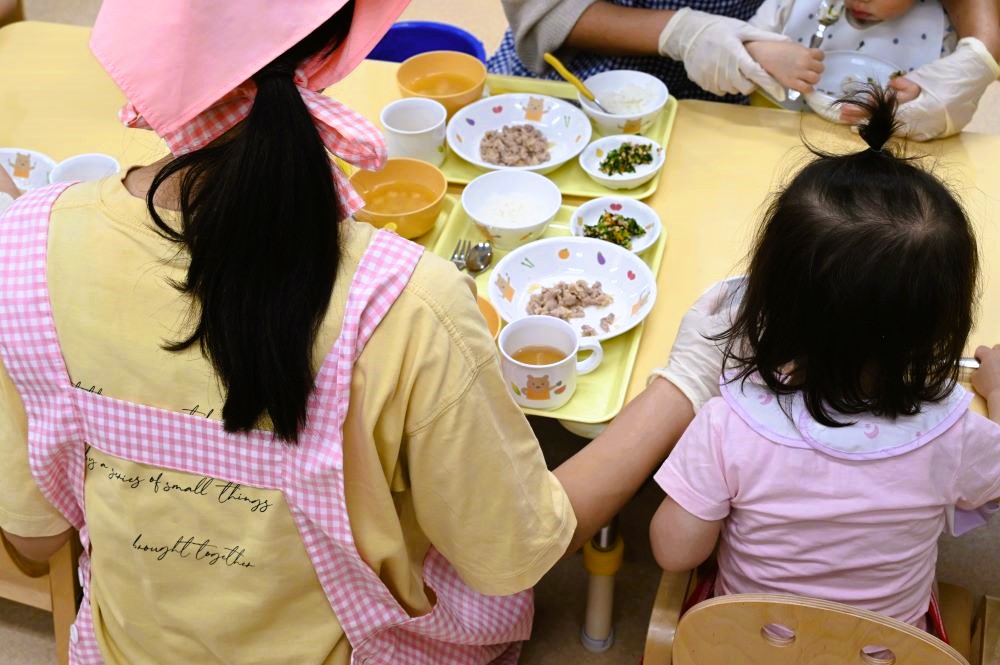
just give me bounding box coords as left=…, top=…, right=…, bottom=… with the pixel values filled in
left=48, top=538, right=81, bottom=665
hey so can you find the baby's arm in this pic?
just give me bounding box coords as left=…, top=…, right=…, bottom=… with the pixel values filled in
left=745, top=0, right=824, bottom=95
left=745, top=41, right=824, bottom=94
left=972, top=345, right=1000, bottom=423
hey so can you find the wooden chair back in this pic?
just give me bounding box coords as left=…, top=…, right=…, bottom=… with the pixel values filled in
left=672, top=593, right=970, bottom=665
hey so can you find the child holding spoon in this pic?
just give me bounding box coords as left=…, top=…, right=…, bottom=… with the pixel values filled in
left=740, top=0, right=999, bottom=139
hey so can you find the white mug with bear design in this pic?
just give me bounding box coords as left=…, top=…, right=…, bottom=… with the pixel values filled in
left=498, top=315, right=603, bottom=410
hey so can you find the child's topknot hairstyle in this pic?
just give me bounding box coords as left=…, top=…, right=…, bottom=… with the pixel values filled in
left=719, top=85, right=978, bottom=427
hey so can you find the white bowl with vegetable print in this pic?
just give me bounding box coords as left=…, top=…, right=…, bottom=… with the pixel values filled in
left=569, top=196, right=662, bottom=254
left=1, top=148, right=56, bottom=192
left=446, top=93, right=592, bottom=175
left=578, top=70, right=669, bottom=137
left=487, top=236, right=657, bottom=343
left=462, top=170, right=562, bottom=250
left=805, top=51, right=904, bottom=123
left=578, top=135, right=665, bottom=191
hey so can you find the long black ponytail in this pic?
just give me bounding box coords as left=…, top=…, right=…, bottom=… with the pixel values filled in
left=147, top=4, right=356, bottom=442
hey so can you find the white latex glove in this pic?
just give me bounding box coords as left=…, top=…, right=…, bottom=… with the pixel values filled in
left=649, top=278, right=745, bottom=412
left=658, top=7, right=790, bottom=101
left=895, top=38, right=1000, bottom=141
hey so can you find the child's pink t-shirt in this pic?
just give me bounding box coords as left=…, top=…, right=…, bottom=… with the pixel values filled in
left=655, top=396, right=1000, bottom=625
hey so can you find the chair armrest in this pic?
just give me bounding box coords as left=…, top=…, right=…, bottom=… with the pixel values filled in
left=644, top=569, right=696, bottom=664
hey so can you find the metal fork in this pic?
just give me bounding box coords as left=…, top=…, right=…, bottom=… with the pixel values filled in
left=787, top=0, right=843, bottom=102
left=449, top=239, right=471, bottom=271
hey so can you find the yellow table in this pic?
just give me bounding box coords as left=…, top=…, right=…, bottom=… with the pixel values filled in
left=4, top=20, right=995, bottom=415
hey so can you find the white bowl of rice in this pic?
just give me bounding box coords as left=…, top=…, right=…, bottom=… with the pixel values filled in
left=461, top=170, right=561, bottom=251
left=578, top=70, right=668, bottom=137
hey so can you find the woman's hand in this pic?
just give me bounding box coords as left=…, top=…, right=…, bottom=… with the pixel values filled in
left=973, top=344, right=1000, bottom=423
left=745, top=41, right=824, bottom=94
left=649, top=278, right=744, bottom=412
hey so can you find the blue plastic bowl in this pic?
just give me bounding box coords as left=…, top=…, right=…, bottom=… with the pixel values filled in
left=368, top=21, right=487, bottom=64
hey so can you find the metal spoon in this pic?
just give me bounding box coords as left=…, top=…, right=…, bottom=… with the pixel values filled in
left=465, top=242, right=493, bottom=275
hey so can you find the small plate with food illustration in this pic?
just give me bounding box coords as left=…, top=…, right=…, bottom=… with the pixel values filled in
left=445, top=93, right=592, bottom=175
left=578, top=135, right=665, bottom=190
left=569, top=196, right=662, bottom=254
left=487, top=236, right=656, bottom=342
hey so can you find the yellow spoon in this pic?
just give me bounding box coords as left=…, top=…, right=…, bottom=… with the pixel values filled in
left=543, top=52, right=613, bottom=114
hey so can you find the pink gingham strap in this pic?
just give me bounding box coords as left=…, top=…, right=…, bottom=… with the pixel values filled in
left=306, top=229, right=425, bottom=447
left=0, top=182, right=87, bottom=529
left=119, top=70, right=384, bottom=220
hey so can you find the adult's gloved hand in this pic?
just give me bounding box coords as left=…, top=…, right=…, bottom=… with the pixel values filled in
left=659, top=8, right=789, bottom=101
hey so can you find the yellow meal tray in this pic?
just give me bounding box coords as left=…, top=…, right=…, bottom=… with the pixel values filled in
left=436, top=74, right=679, bottom=201
left=416, top=194, right=667, bottom=424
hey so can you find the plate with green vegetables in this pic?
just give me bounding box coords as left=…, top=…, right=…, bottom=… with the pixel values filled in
left=578, top=134, right=665, bottom=190
left=569, top=196, right=662, bottom=254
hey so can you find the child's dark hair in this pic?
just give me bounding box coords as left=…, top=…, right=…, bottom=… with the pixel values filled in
left=719, top=85, right=978, bottom=426
left=147, top=4, right=356, bottom=442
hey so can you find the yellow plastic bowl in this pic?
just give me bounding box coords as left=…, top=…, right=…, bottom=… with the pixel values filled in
left=350, top=158, right=447, bottom=239
left=477, top=295, right=501, bottom=340
left=396, top=50, right=487, bottom=117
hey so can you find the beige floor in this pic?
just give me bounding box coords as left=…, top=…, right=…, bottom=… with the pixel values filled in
left=4, top=2, right=1000, bottom=665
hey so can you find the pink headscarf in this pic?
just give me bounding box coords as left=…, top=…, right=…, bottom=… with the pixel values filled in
left=90, top=0, right=410, bottom=218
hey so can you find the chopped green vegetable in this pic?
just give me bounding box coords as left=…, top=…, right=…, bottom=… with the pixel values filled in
left=890, top=70, right=905, bottom=79
left=598, top=142, right=654, bottom=176
left=583, top=209, right=646, bottom=249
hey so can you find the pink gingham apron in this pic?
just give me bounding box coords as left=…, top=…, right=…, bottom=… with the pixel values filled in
left=0, top=183, right=533, bottom=665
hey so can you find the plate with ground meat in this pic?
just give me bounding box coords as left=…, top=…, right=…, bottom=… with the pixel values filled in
left=488, top=237, right=656, bottom=342
left=446, top=93, right=592, bottom=175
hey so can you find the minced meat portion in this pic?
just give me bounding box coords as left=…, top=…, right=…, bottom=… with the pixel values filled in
left=480, top=124, right=550, bottom=167
left=527, top=280, right=614, bottom=321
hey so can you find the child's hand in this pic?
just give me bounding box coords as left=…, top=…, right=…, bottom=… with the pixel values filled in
left=972, top=345, right=1000, bottom=421
left=839, top=77, right=922, bottom=124
left=745, top=41, right=824, bottom=94
left=890, top=76, right=922, bottom=104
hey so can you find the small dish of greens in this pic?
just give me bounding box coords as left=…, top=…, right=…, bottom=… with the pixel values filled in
left=570, top=196, right=662, bottom=254
left=578, top=135, right=665, bottom=191
left=597, top=142, right=654, bottom=175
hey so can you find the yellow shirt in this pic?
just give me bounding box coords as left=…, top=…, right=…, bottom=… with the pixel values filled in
left=0, top=177, right=575, bottom=664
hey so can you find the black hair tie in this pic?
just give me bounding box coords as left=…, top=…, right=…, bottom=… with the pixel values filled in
left=255, top=62, right=297, bottom=81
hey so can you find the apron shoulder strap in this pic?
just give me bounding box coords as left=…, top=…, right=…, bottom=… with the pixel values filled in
left=0, top=182, right=87, bottom=528
left=309, top=230, right=424, bottom=434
